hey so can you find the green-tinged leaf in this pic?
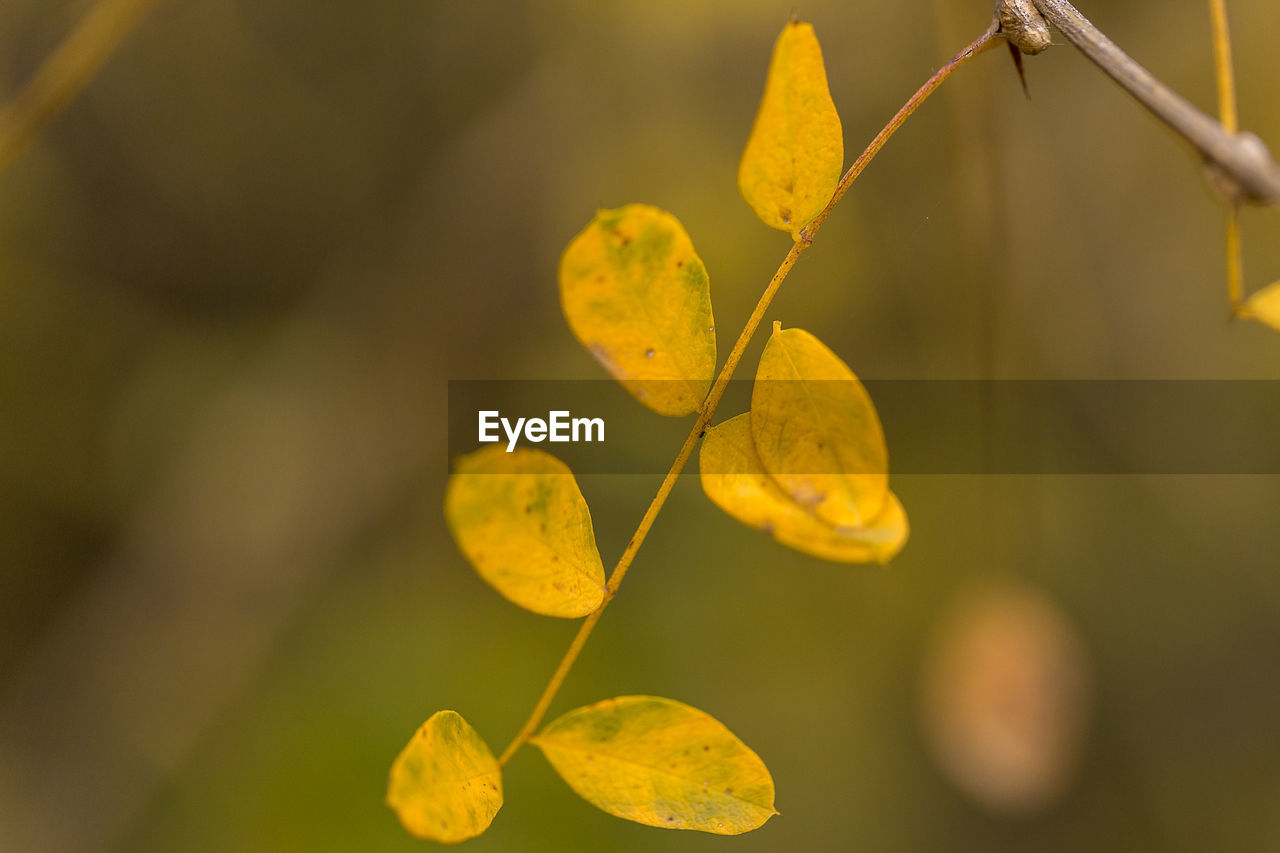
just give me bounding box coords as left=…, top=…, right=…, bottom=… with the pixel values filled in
left=751, top=323, right=889, bottom=528
left=387, top=711, right=503, bottom=843
left=532, top=696, right=777, bottom=835
left=701, top=413, right=907, bottom=564
left=560, top=204, right=716, bottom=417
left=445, top=446, right=606, bottom=618
left=1241, top=280, right=1280, bottom=331
left=738, top=21, right=843, bottom=239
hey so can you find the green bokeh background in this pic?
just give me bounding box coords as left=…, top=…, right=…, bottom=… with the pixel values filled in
left=2, top=1, right=1279, bottom=850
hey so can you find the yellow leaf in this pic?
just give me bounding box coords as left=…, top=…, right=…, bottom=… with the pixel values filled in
left=1241, top=280, right=1280, bottom=331
left=751, top=323, right=888, bottom=528
left=387, top=710, right=503, bottom=844
left=701, top=413, right=907, bottom=564
left=738, top=21, right=843, bottom=239
left=445, top=446, right=606, bottom=618
left=531, top=695, right=777, bottom=835
left=559, top=204, right=716, bottom=417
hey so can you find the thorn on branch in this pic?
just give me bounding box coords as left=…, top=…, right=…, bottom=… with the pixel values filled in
left=1007, top=42, right=1031, bottom=98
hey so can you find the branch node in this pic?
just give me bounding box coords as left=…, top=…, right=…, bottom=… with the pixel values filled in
left=996, top=0, right=1053, bottom=55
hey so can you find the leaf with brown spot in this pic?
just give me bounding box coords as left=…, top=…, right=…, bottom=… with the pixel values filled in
left=751, top=323, right=889, bottom=528
left=700, top=412, right=907, bottom=563
left=559, top=205, right=716, bottom=416
left=387, top=710, right=503, bottom=843
left=532, top=696, right=777, bottom=834
left=445, top=446, right=606, bottom=618
left=738, top=21, right=843, bottom=239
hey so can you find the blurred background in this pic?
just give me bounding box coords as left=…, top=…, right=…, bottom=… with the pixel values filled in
left=2, top=0, right=1279, bottom=850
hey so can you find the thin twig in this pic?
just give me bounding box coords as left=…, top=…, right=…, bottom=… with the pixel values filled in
left=1207, top=0, right=1244, bottom=311
left=1029, top=0, right=1280, bottom=204
left=1208, top=0, right=1237, bottom=135
left=802, top=20, right=1001, bottom=240
left=0, top=0, right=161, bottom=173
left=497, top=23, right=1001, bottom=768
left=1224, top=206, right=1243, bottom=310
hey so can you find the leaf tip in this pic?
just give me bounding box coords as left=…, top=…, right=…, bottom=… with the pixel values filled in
left=1240, top=280, right=1280, bottom=331
left=387, top=710, right=503, bottom=843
